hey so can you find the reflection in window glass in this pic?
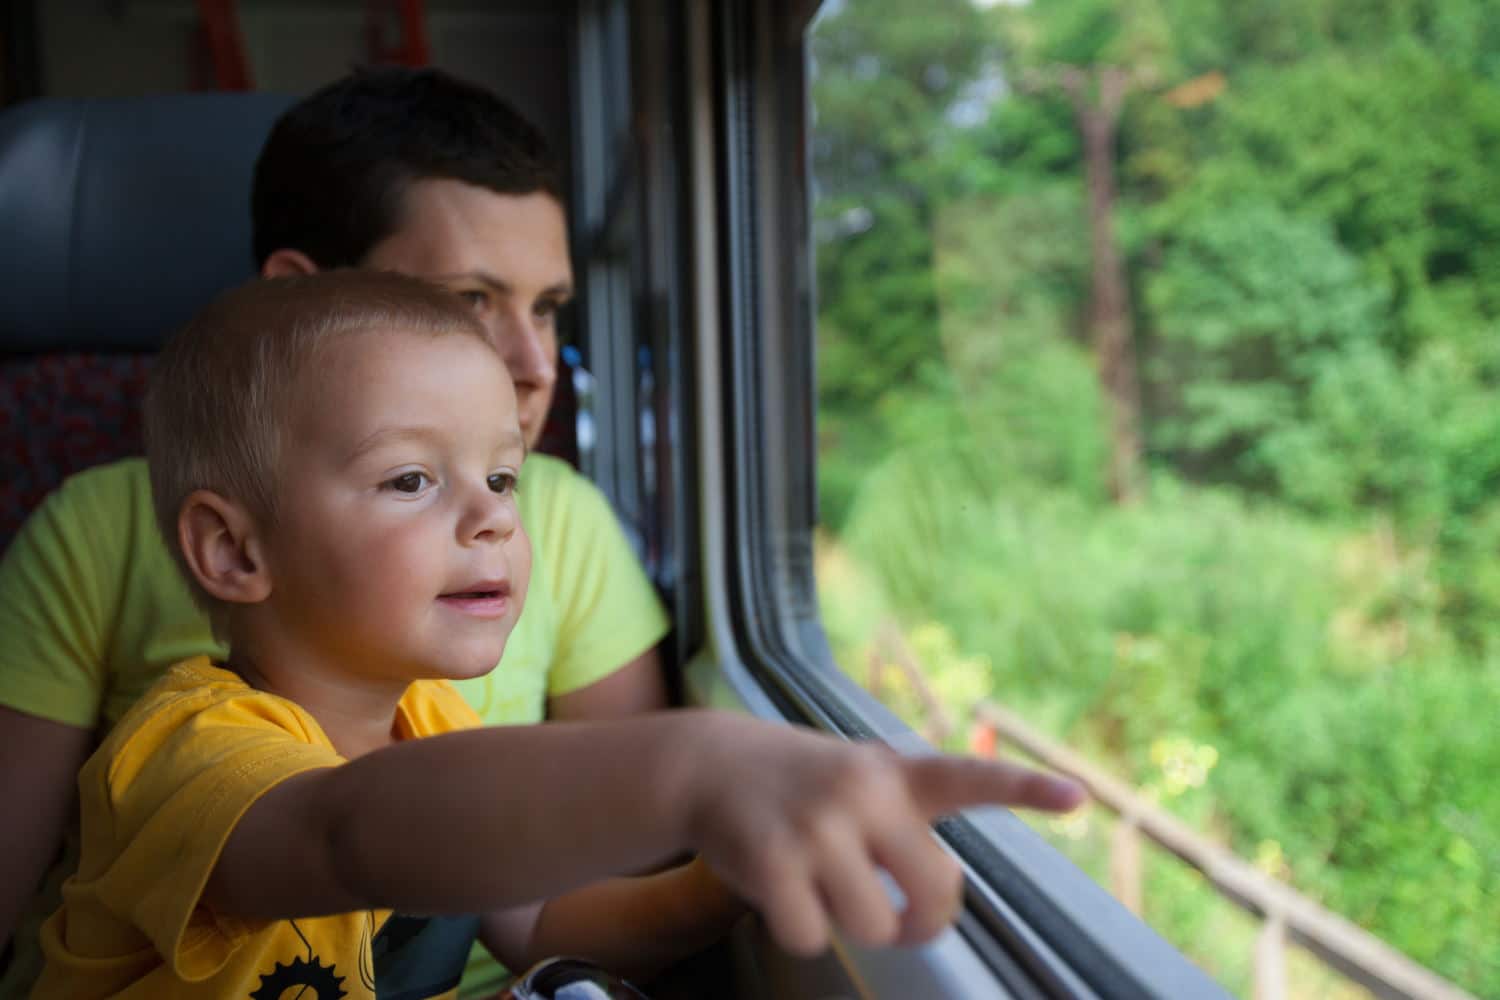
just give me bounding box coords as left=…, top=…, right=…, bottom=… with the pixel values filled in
left=808, top=2, right=1498, bottom=996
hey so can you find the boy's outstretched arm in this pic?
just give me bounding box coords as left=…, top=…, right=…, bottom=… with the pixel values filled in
left=205, top=710, right=1083, bottom=956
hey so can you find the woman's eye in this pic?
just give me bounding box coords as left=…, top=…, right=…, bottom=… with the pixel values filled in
left=488, top=471, right=519, bottom=496
left=386, top=472, right=430, bottom=494
left=458, top=290, right=489, bottom=311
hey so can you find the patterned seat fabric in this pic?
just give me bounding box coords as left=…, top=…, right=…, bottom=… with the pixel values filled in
left=0, top=354, right=153, bottom=555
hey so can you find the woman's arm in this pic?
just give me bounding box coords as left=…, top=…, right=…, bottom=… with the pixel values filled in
left=480, top=859, right=742, bottom=983
left=0, top=708, right=92, bottom=952
left=547, top=647, right=669, bottom=720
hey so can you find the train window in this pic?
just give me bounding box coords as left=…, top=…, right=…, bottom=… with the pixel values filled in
left=795, top=1, right=1497, bottom=998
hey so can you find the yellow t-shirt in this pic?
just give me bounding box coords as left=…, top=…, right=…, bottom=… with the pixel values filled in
left=32, top=657, right=483, bottom=1000
left=0, top=455, right=669, bottom=999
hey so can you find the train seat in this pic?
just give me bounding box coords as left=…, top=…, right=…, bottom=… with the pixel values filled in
left=0, top=93, right=290, bottom=553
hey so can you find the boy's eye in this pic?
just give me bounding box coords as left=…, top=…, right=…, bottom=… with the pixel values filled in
left=385, top=471, right=431, bottom=494
left=488, top=471, right=519, bottom=496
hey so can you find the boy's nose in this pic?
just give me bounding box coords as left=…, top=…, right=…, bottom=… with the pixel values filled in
left=459, top=484, right=519, bottom=544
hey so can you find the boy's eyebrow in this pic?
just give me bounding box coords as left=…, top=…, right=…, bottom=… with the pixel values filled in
left=346, top=424, right=529, bottom=465
left=437, top=270, right=575, bottom=301
left=346, top=425, right=441, bottom=465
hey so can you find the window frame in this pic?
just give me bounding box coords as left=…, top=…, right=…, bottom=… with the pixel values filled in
left=570, top=0, right=706, bottom=674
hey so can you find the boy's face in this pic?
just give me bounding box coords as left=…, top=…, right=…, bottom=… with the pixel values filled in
left=361, top=180, right=572, bottom=452
left=260, top=328, right=531, bottom=684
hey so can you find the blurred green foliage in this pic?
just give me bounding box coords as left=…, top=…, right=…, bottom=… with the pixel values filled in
left=809, top=0, right=1500, bottom=995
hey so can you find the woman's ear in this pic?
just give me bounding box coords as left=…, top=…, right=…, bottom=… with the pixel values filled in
left=260, top=248, right=320, bottom=279
left=178, top=490, right=272, bottom=605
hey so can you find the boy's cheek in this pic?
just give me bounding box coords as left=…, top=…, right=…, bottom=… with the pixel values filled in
left=318, top=530, right=435, bottom=606
left=510, top=528, right=534, bottom=596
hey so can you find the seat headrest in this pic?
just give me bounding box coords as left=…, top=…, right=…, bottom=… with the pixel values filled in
left=0, top=93, right=293, bottom=355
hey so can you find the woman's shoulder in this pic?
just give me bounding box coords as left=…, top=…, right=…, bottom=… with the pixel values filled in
left=518, top=454, right=616, bottom=530
left=55, top=456, right=151, bottom=505
left=20, top=457, right=151, bottom=538
left=519, top=452, right=579, bottom=496
left=46, top=456, right=188, bottom=598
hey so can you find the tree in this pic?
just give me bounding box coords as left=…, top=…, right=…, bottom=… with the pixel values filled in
left=1171, top=45, right=1500, bottom=353
left=1145, top=200, right=1389, bottom=484
left=995, top=0, right=1174, bottom=503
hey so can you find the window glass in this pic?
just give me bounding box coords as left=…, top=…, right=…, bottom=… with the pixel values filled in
left=808, top=1, right=1498, bottom=996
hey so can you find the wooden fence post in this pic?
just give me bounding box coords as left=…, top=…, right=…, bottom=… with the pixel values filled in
left=1254, top=913, right=1287, bottom=1000
left=1111, top=813, right=1143, bottom=915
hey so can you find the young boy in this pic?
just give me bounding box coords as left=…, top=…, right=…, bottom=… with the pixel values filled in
left=32, top=272, right=1082, bottom=999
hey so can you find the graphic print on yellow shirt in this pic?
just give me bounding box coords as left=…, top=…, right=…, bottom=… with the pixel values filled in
left=31, top=659, right=482, bottom=1000
left=238, top=911, right=477, bottom=1000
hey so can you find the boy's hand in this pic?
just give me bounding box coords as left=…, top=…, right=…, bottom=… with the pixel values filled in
left=677, top=715, right=1084, bottom=957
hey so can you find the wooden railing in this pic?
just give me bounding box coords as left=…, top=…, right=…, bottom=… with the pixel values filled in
left=864, top=625, right=1476, bottom=1000
left=970, top=702, right=1477, bottom=1000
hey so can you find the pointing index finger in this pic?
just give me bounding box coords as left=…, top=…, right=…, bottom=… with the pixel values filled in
left=904, top=754, right=1086, bottom=819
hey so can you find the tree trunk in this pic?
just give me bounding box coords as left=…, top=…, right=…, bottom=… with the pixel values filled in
left=1074, top=68, right=1143, bottom=504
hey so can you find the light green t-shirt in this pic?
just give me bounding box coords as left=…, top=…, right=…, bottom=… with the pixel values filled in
left=0, top=454, right=669, bottom=999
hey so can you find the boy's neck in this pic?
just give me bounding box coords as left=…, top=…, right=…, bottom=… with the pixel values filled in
left=226, top=615, right=411, bottom=760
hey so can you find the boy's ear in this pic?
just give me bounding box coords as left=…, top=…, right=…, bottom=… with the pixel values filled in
left=260, top=248, right=320, bottom=279
left=178, top=490, right=272, bottom=605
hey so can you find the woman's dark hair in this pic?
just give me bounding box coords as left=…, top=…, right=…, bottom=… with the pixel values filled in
left=251, top=66, right=562, bottom=269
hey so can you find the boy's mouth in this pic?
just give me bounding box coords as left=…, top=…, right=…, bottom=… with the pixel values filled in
left=438, top=579, right=512, bottom=618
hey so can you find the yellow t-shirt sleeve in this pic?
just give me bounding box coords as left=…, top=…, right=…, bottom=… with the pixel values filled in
left=0, top=466, right=127, bottom=726
left=530, top=460, right=670, bottom=697
left=71, top=681, right=343, bottom=980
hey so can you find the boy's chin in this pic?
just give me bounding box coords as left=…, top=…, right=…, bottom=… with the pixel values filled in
left=430, top=642, right=508, bottom=682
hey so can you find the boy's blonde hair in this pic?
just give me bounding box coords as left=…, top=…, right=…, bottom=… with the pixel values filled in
left=145, top=270, right=490, bottom=615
